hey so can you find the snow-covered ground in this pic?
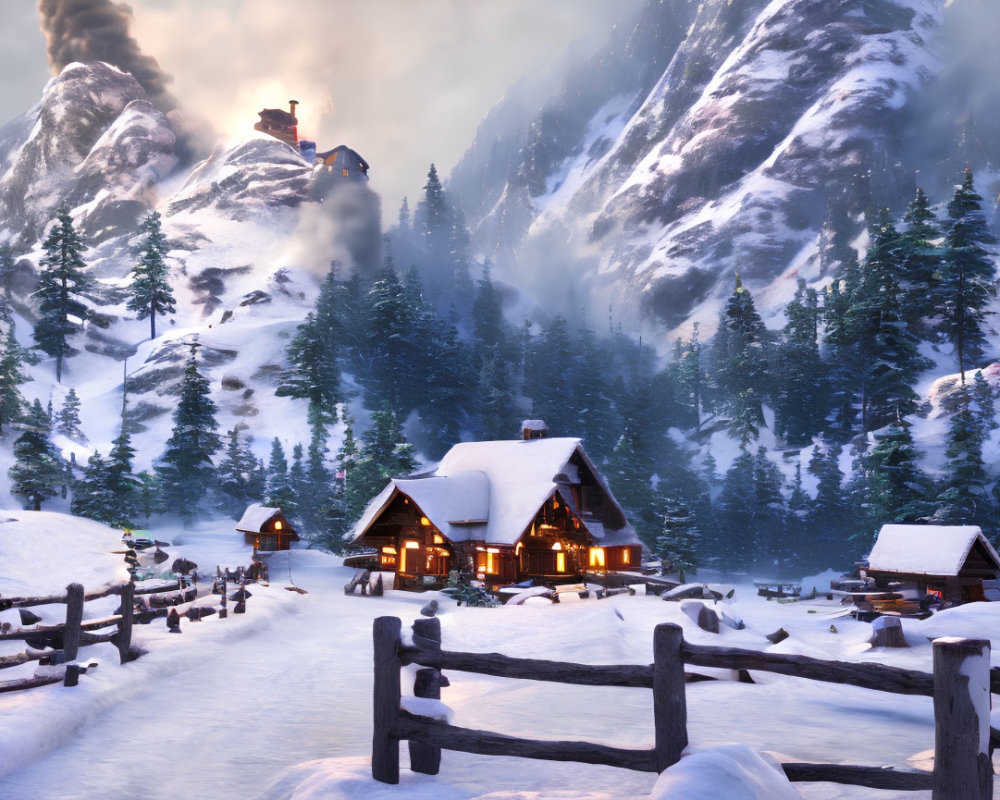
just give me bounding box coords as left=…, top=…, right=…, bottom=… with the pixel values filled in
left=0, top=512, right=998, bottom=799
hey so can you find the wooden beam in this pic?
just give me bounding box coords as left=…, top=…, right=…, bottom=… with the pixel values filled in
left=410, top=618, right=443, bottom=776
left=62, top=583, right=84, bottom=662
left=0, top=582, right=123, bottom=611
left=0, top=615, right=123, bottom=642
left=0, top=648, right=55, bottom=669
left=372, top=616, right=402, bottom=785
left=394, top=712, right=657, bottom=772
left=0, top=676, right=61, bottom=694
left=653, top=623, right=687, bottom=771
left=399, top=646, right=654, bottom=688
left=781, top=763, right=933, bottom=790
left=681, top=642, right=934, bottom=696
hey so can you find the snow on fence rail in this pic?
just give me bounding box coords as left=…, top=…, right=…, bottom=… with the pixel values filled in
left=372, top=616, right=996, bottom=799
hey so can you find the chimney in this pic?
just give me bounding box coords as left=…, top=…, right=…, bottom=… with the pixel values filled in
left=288, top=99, right=299, bottom=119
left=522, top=420, right=548, bottom=441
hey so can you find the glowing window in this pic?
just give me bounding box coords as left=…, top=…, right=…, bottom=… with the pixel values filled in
left=622, top=548, right=631, bottom=565
left=421, top=516, right=431, bottom=527
left=274, top=520, right=283, bottom=530
left=589, top=548, right=605, bottom=568
left=556, top=552, right=566, bottom=572
left=433, top=533, right=444, bottom=544
left=404, top=540, right=419, bottom=549
left=382, top=546, right=397, bottom=555
left=551, top=542, right=562, bottom=551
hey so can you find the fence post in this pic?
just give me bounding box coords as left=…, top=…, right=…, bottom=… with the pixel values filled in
left=62, top=583, right=84, bottom=663
left=373, top=616, right=402, bottom=784
left=932, top=637, right=992, bottom=800
left=653, top=623, right=687, bottom=772
left=410, top=617, right=442, bottom=775
left=116, top=582, right=134, bottom=664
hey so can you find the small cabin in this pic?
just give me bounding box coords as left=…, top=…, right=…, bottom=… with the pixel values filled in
left=346, top=422, right=642, bottom=591
left=862, top=524, right=1000, bottom=604
left=237, top=504, right=299, bottom=552
left=254, top=100, right=299, bottom=146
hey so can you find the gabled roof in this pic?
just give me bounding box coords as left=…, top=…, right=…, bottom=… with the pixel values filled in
left=236, top=503, right=291, bottom=534
left=866, top=524, right=1000, bottom=576
left=348, top=437, right=636, bottom=547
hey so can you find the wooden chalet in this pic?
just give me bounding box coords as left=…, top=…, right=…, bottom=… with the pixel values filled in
left=347, top=422, right=642, bottom=591
left=237, top=504, right=299, bottom=552
left=254, top=100, right=299, bottom=146
left=862, top=524, right=1000, bottom=604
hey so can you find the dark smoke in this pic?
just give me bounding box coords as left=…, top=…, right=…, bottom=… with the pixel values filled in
left=37, top=0, right=177, bottom=112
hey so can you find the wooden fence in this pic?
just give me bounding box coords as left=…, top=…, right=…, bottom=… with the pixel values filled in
left=372, top=616, right=995, bottom=800
left=0, top=569, right=246, bottom=693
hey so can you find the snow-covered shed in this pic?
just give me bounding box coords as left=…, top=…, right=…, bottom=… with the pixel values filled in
left=237, top=504, right=299, bottom=552
left=347, top=426, right=641, bottom=590
left=862, top=524, right=1000, bottom=604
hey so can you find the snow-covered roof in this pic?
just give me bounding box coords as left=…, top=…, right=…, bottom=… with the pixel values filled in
left=235, top=503, right=289, bottom=534
left=348, top=437, right=637, bottom=547
left=866, top=524, right=1000, bottom=577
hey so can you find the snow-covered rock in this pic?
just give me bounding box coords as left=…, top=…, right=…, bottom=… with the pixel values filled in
left=649, top=745, right=800, bottom=800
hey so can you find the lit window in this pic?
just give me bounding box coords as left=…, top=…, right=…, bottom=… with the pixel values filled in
left=622, top=548, right=630, bottom=565
left=589, top=548, right=605, bottom=568
left=556, top=552, right=565, bottom=572
left=433, top=533, right=444, bottom=544
left=274, top=520, right=283, bottom=530
left=382, top=546, right=397, bottom=555
left=343, top=168, right=349, bottom=177
left=551, top=542, right=562, bottom=551
left=404, top=541, right=419, bottom=549
left=421, top=516, right=431, bottom=527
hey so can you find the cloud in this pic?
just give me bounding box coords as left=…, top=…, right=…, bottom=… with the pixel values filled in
left=126, top=0, right=645, bottom=223
left=37, top=0, right=177, bottom=112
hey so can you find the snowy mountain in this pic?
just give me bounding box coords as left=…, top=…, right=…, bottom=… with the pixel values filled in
left=0, top=61, right=383, bottom=476
left=449, top=0, right=987, bottom=336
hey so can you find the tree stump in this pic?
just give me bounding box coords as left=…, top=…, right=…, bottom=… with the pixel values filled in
left=868, top=616, right=907, bottom=648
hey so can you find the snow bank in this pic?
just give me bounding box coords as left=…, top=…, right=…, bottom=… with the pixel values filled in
left=649, top=745, right=800, bottom=800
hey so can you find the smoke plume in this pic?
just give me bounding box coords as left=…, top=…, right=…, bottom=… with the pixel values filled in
left=37, top=0, right=177, bottom=112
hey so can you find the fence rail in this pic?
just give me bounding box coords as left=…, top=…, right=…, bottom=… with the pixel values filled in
left=373, top=615, right=994, bottom=799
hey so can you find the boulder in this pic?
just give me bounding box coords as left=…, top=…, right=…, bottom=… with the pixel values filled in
left=681, top=600, right=720, bottom=633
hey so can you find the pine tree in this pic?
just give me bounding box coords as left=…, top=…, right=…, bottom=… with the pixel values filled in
left=135, top=470, right=163, bottom=520
left=525, top=316, right=576, bottom=435
left=216, top=426, right=254, bottom=517
left=277, top=310, right=341, bottom=418
left=752, top=448, right=787, bottom=572
left=398, top=196, right=410, bottom=231
left=471, top=262, right=506, bottom=362
left=299, top=419, right=333, bottom=541
left=8, top=399, right=62, bottom=510
left=33, top=208, right=92, bottom=382
left=106, top=427, right=139, bottom=528
left=716, top=450, right=757, bottom=572
left=265, top=437, right=296, bottom=512
left=710, top=275, right=769, bottom=444
left=0, top=242, right=16, bottom=300
left=775, top=280, right=826, bottom=446
left=936, top=376, right=992, bottom=524
left=607, top=424, right=658, bottom=547
left=332, top=411, right=363, bottom=539
left=157, top=344, right=221, bottom=518
left=938, top=168, right=997, bottom=384
left=807, top=438, right=848, bottom=568
left=898, top=186, right=941, bottom=336
left=0, top=324, right=29, bottom=435
left=57, top=388, right=85, bottom=441
left=127, top=211, right=175, bottom=339
left=657, top=497, right=699, bottom=582
left=347, top=404, right=416, bottom=527
left=70, top=451, right=116, bottom=523
left=476, top=346, right=519, bottom=441
left=673, top=324, right=703, bottom=429
left=365, top=263, right=414, bottom=411
left=858, top=422, right=930, bottom=531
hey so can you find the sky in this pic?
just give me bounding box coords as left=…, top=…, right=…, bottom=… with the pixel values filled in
left=0, top=0, right=646, bottom=219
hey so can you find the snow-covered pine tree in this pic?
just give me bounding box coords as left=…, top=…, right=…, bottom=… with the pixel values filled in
left=289, top=442, right=305, bottom=514
left=752, top=448, right=787, bottom=572
left=70, top=450, right=116, bottom=523
left=348, top=404, right=416, bottom=526
left=331, top=411, right=362, bottom=540
left=607, top=422, right=659, bottom=547
left=657, top=497, right=699, bottom=582
left=157, top=344, right=221, bottom=519
left=33, top=208, right=92, bottom=383
left=476, top=345, right=519, bottom=441
left=934, top=383, right=991, bottom=524
left=106, top=427, right=140, bottom=528
left=471, top=261, right=507, bottom=364
left=937, top=168, right=997, bottom=384
left=8, top=399, right=63, bottom=510
left=276, top=310, right=341, bottom=420
left=127, top=211, right=175, bottom=340
left=898, top=186, right=941, bottom=337
left=775, top=279, right=826, bottom=446
left=806, top=438, right=848, bottom=568
left=135, top=470, right=163, bottom=520
left=0, top=242, right=15, bottom=298
left=857, top=421, right=930, bottom=532
left=710, top=274, right=769, bottom=445
left=716, top=449, right=757, bottom=572
left=0, top=324, right=29, bottom=435
left=398, top=196, right=410, bottom=231
left=265, top=437, right=295, bottom=513
left=298, top=418, right=333, bottom=542
left=526, top=316, right=576, bottom=436
left=216, top=426, right=258, bottom=517
left=57, top=387, right=85, bottom=441
left=672, top=323, right=703, bottom=430
left=365, top=263, right=414, bottom=412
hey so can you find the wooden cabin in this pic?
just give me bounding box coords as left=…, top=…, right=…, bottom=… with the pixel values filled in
left=254, top=100, right=299, bottom=146
left=237, top=504, right=299, bottom=552
left=862, top=524, right=1000, bottom=604
left=347, top=422, right=642, bottom=591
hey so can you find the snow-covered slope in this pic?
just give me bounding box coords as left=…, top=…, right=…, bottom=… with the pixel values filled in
left=450, top=0, right=961, bottom=337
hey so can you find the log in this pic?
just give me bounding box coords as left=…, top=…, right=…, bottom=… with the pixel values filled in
left=0, top=582, right=121, bottom=611
left=766, top=628, right=789, bottom=645
left=62, top=583, right=84, bottom=662
left=0, top=676, right=61, bottom=694
left=0, top=648, right=55, bottom=669
left=372, top=616, right=402, bottom=784
left=78, top=631, right=117, bottom=647
left=410, top=617, right=442, bottom=775
left=868, top=616, right=908, bottom=648
left=653, top=623, right=687, bottom=771
left=681, top=642, right=934, bottom=696
left=399, top=647, right=654, bottom=688
left=781, top=763, right=934, bottom=790
left=932, top=637, right=992, bottom=800
left=132, top=580, right=182, bottom=597
left=394, top=712, right=657, bottom=772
